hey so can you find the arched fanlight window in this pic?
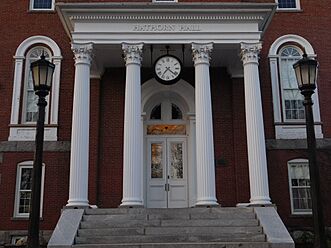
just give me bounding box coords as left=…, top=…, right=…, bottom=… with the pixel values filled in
left=172, top=103, right=182, bottom=120
left=22, top=46, right=51, bottom=123
left=279, top=46, right=305, bottom=121
left=150, top=104, right=161, bottom=120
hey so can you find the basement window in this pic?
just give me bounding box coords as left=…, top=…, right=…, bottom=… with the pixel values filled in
left=276, top=0, right=300, bottom=10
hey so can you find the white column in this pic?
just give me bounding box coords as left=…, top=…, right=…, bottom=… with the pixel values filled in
left=67, top=43, right=93, bottom=207
left=240, top=42, right=271, bottom=205
left=192, top=43, right=218, bottom=206
left=121, top=43, right=144, bottom=207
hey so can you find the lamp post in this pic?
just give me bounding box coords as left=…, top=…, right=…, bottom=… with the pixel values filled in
left=293, top=54, right=327, bottom=248
left=27, top=54, right=55, bottom=248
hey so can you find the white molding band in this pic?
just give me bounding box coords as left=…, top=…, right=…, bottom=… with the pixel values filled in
left=192, top=43, right=218, bottom=206
left=67, top=43, right=93, bottom=207
left=241, top=42, right=271, bottom=205
left=121, top=43, right=144, bottom=207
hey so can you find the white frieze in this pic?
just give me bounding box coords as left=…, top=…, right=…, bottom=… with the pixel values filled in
left=122, top=43, right=143, bottom=66
left=240, top=42, right=262, bottom=65
left=71, top=43, right=93, bottom=64
left=192, top=43, right=213, bottom=65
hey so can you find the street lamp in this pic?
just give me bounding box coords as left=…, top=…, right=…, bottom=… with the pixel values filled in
left=28, top=54, right=55, bottom=248
left=293, top=54, right=327, bottom=248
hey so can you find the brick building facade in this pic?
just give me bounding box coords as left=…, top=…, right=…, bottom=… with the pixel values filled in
left=0, top=0, right=330, bottom=246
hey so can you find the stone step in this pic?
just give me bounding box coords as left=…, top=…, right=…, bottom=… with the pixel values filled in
left=73, top=242, right=269, bottom=248
left=84, top=207, right=254, bottom=216
left=78, top=226, right=263, bottom=237
left=82, top=211, right=255, bottom=222
left=80, top=218, right=259, bottom=229
left=75, top=234, right=266, bottom=244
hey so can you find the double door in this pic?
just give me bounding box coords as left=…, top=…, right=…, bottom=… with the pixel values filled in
left=147, top=137, right=188, bottom=208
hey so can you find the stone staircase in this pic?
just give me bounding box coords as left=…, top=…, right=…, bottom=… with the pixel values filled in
left=48, top=207, right=294, bottom=248
left=74, top=207, right=268, bottom=248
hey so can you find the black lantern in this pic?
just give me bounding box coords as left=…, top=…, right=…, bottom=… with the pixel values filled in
left=293, top=54, right=327, bottom=248
left=27, top=54, right=55, bottom=248
left=293, top=53, right=318, bottom=92
left=30, top=54, right=55, bottom=94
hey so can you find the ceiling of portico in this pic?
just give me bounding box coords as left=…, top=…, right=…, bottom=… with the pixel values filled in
left=91, top=43, right=243, bottom=77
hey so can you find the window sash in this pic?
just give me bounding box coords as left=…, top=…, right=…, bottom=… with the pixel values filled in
left=276, top=0, right=300, bottom=9
left=14, top=163, right=45, bottom=218
left=288, top=162, right=312, bottom=214
left=22, top=47, right=51, bottom=124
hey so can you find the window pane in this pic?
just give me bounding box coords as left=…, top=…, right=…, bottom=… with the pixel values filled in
left=170, top=142, right=183, bottom=179
left=20, top=168, right=32, bottom=190
left=172, top=103, right=182, bottom=120
left=150, top=104, right=161, bottom=120
left=278, top=0, right=296, bottom=8
left=33, top=0, right=52, bottom=9
left=151, top=143, right=163, bottom=179
left=19, top=191, right=31, bottom=214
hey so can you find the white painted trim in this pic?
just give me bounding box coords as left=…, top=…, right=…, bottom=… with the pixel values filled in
left=153, top=0, right=178, bottom=2
left=287, top=159, right=312, bottom=215
left=9, top=35, right=62, bottom=141
left=268, top=34, right=323, bottom=139
left=8, top=127, right=58, bottom=141
left=30, top=0, right=55, bottom=11
left=14, top=161, right=45, bottom=218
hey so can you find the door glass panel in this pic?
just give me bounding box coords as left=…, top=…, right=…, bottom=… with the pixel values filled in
left=151, top=143, right=163, bottom=179
left=170, top=142, right=183, bottom=179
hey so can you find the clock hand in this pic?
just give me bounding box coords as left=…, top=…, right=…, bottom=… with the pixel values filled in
left=162, top=67, right=170, bottom=77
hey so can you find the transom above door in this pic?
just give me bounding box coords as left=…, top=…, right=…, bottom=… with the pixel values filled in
left=147, top=137, right=188, bottom=208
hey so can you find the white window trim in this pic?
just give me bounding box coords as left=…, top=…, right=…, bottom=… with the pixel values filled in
left=30, top=0, right=55, bottom=11
left=287, top=159, right=312, bottom=215
left=9, top=36, right=62, bottom=141
left=275, top=0, right=301, bottom=10
left=14, top=161, right=45, bottom=218
left=268, top=34, right=323, bottom=139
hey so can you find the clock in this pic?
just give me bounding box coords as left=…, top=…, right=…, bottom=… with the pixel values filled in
left=154, top=55, right=182, bottom=85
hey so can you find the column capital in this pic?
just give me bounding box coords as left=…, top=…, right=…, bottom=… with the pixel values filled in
left=192, top=43, right=213, bottom=66
left=122, top=43, right=143, bottom=66
left=240, top=42, right=262, bottom=65
left=71, top=43, right=93, bottom=65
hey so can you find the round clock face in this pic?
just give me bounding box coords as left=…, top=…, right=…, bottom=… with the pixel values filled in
left=154, top=55, right=182, bottom=85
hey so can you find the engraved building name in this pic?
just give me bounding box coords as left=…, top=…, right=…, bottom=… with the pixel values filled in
left=133, top=24, right=201, bottom=32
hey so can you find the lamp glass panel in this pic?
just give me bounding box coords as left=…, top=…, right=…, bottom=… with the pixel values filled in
left=309, top=64, right=317, bottom=86
left=300, top=63, right=310, bottom=86
left=32, top=66, right=40, bottom=88
left=46, top=66, right=55, bottom=87
left=294, top=65, right=303, bottom=88
left=39, top=64, right=48, bottom=87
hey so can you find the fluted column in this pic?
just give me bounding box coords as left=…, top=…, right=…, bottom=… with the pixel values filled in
left=240, top=42, right=271, bottom=205
left=121, top=43, right=144, bottom=207
left=192, top=43, right=218, bottom=206
left=67, top=43, right=93, bottom=207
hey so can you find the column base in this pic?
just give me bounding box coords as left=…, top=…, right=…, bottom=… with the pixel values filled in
left=120, top=198, right=143, bottom=208
left=249, top=197, right=272, bottom=206
left=195, top=198, right=219, bottom=207
left=66, top=199, right=89, bottom=208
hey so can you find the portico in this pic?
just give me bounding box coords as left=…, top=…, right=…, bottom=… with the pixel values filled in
left=57, top=2, right=276, bottom=208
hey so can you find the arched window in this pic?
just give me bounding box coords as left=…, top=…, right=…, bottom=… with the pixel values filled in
left=22, top=47, right=52, bottom=123
left=268, top=35, right=322, bottom=139
left=149, top=101, right=183, bottom=121
left=9, top=36, right=62, bottom=141
left=279, top=46, right=305, bottom=121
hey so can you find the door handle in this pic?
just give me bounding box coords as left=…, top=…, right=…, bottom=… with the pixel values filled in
left=165, top=183, right=170, bottom=191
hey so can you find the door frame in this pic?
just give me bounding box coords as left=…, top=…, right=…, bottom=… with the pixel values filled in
left=146, top=136, right=188, bottom=208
